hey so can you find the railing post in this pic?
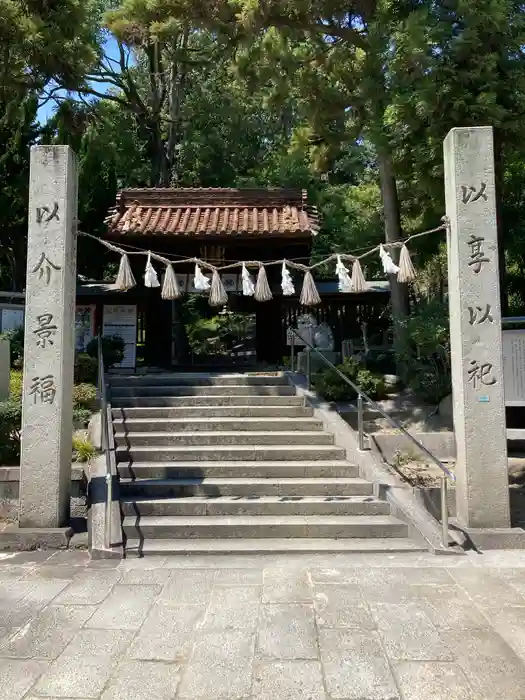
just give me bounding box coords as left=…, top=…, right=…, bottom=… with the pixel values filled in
left=104, top=410, right=112, bottom=550
left=357, top=393, right=366, bottom=451
left=290, top=332, right=295, bottom=372
left=440, top=473, right=449, bottom=548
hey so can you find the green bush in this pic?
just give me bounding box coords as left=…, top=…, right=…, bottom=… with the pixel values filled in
left=0, top=382, right=97, bottom=463
left=313, top=368, right=355, bottom=401
left=356, top=369, right=387, bottom=400
left=74, top=353, right=98, bottom=384
left=9, top=370, right=22, bottom=399
left=86, top=336, right=125, bottom=368
left=72, top=434, right=96, bottom=462
left=396, top=298, right=451, bottom=404
left=362, top=348, right=397, bottom=376
left=73, top=383, right=97, bottom=410
left=73, top=407, right=93, bottom=427
left=0, top=327, right=24, bottom=369
left=312, top=358, right=386, bottom=402
left=0, top=399, right=22, bottom=465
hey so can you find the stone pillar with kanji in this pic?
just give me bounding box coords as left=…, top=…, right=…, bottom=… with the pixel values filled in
left=444, top=126, right=510, bottom=529
left=19, top=146, right=78, bottom=528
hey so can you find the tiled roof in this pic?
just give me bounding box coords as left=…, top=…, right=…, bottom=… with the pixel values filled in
left=105, top=188, right=319, bottom=238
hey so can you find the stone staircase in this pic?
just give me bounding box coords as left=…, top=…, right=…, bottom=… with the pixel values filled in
left=109, top=373, right=422, bottom=555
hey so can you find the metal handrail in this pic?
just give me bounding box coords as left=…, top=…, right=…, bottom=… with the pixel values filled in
left=290, top=328, right=455, bottom=548
left=97, top=334, right=113, bottom=550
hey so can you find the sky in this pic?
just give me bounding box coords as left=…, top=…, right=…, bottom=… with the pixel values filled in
left=37, top=35, right=122, bottom=125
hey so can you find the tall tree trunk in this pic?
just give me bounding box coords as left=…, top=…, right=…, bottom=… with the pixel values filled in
left=377, top=149, right=409, bottom=361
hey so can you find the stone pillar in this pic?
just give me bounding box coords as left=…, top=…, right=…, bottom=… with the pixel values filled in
left=19, top=146, right=78, bottom=528
left=444, top=126, right=510, bottom=529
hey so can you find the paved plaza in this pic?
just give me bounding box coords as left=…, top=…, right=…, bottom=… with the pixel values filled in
left=0, top=549, right=525, bottom=699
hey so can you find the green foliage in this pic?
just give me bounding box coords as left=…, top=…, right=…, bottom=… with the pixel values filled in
left=86, top=336, right=124, bottom=368
left=9, top=370, right=22, bottom=399
left=0, top=399, right=21, bottom=465
left=185, top=307, right=255, bottom=359
left=0, top=0, right=99, bottom=98
left=0, top=375, right=96, bottom=462
left=0, top=327, right=24, bottom=369
left=72, top=383, right=97, bottom=411
left=355, top=369, right=387, bottom=401
left=73, top=407, right=93, bottom=428
left=313, top=358, right=386, bottom=403
left=72, top=434, right=96, bottom=462
left=0, top=96, right=38, bottom=290
left=396, top=297, right=452, bottom=404
left=74, top=353, right=98, bottom=384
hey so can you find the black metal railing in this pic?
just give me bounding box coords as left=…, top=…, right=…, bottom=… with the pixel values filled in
left=289, top=328, right=455, bottom=548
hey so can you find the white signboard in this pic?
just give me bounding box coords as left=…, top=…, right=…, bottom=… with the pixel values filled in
left=1, top=307, right=24, bottom=332
left=75, top=305, right=95, bottom=351
left=503, top=329, right=525, bottom=406
left=286, top=327, right=314, bottom=346
left=221, top=274, right=239, bottom=293
left=176, top=274, right=188, bottom=294
left=103, top=304, right=137, bottom=369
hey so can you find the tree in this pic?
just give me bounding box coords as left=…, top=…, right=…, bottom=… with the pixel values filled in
left=0, top=96, right=39, bottom=289
left=0, top=0, right=98, bottom=102
left=385, top=0, right=525, bottom=311
left=57, top=1, right=237, bottom=186
left=41, top=97, right=148, bottom=279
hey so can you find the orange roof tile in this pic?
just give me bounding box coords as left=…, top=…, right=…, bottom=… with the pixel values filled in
left=106, top=188, right=319, bottom=238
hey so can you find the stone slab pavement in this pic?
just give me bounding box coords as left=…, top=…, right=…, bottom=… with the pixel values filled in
left=1, top=550, right=525, bottom=699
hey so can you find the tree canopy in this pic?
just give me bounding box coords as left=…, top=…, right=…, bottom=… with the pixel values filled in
left=3, top=0, right=525, bottom=314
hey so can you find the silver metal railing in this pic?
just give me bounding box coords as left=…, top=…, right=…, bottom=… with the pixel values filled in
left=97, top=334, right=113, bottom=550
left=289, top=329, right=456, bottom=548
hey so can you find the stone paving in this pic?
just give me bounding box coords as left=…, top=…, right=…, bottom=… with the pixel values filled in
left=1, top=550, right=525, bottom=699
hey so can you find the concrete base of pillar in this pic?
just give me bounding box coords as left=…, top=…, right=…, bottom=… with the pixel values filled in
left=0, top=525, right=73, bottom=550
left=457, top=525, right=525, bottom=550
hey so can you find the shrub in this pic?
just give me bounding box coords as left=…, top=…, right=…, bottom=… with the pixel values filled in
left=73, top=407, right=93, bottom=427
left=356, top=368, right=387, bottom=400
left=362, top=348, right=397, bottom=376
left=312, top=358, right=386, bottom=402
left=72, top=434, right=96, bottom=463
left=313, top=367, right=356, bottom=402
left=73, top=383, right=97, bottom=410
left=86, top=336, right=125, bottom=368
left=9, top=370, right=22, bottom=399
left=0, top=384, right=97, bottom=464
left=0, top=327, right=24, bottom=369
left=74, top=353, right=98, bottom=384
left=0, top=399, right=22, bottom=465
left=396, top=298, right=451, bottom=404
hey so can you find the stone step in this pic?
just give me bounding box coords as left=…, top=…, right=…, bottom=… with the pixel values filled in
left=116, top=444, right=346, bottom=463
left=508, top=429, right=525, bottom=452
left=112, top=417, right=323, bottom=433
left=124, top=537, right=426, bottom=555
left=114, top=431, right=333, bottom=448
left=112, top=405, right=314, bottom=419
left=119, top=476, right=372, bottom=498
left=117, top=460, right=358, bottom=479
left=120, top=495, right=390, bottom=517
left=122, top=514, right=409, bottom=539
left=111, top=395, right=305, bottom=408
left=109, top=374, right=288, bottom=387
left=110, top=385, right=296, bottom=398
